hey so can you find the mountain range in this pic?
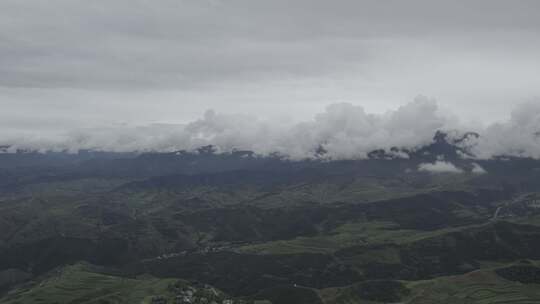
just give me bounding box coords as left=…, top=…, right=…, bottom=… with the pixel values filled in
left=1, top=132, right=540, bottom=303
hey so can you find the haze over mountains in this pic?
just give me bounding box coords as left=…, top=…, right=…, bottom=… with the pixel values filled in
left=2, top=99, right=540, bottom=160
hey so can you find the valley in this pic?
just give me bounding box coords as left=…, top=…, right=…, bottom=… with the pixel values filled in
left=1, top=140, right=540, bottom=303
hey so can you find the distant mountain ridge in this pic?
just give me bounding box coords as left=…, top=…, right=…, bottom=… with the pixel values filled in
left=0, top=130, right=489, bottom=166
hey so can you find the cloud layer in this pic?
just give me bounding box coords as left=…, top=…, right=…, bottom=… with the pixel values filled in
left=1, top=0, right=540, bottom=129
left=2, top=98, right=539, bottom=160
left=2, top=0, right=539, bottom=90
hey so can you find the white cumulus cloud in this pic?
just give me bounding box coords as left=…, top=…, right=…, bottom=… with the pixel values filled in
left=2, top=98, right=540, bottom=161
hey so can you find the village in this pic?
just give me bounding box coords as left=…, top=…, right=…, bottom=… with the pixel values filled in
left=148, top=280, right=264, bottom=304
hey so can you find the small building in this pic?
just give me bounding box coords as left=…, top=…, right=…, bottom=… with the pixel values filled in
left=151, top=296, right=168, bottom=304
left=175, top=296, right=192, bottom=304
left=199, top=297, right=209, bottom=304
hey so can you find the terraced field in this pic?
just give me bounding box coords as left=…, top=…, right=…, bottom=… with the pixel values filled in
left=319, top=262, right=540, bottom=304
left=403, top=265, right=540, bottom=304
left=0, top=264, right=178, bottom=304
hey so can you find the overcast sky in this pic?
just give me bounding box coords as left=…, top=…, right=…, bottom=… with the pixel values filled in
left=1, top=0, right=540, bottom=138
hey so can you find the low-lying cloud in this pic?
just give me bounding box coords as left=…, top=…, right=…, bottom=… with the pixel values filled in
left=471, top=163, right=487, bottom=174
left=418, top=161, right=464, bottom=174
left=2, top=98, right=540, bottom=160
left=468, top=102, right=540, bottom=159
